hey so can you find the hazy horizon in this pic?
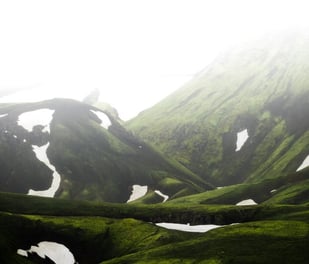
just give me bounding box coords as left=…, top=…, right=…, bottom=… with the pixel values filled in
left=1, top=0, right=309, bottom=120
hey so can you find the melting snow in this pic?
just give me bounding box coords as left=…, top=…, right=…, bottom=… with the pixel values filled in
left=235, top=129, right=249, bottom=152
left=90, top=110, right=111, bottom=129
left=127, top=185, right=148, bottom=203
left=154, top=190, right=169, bottom=202
left=17, top=241, right=75, bottom=264
left=155, top=223, right=223, bottom=233
left=28, top=143, right=61, bottom=197
left=18, top=109, right=54, bottom=133
left=17, top=249, right=28, bottom=257
left=296, top=155, right=309, bottom=172
left=236, top=199, right=257, bottom=206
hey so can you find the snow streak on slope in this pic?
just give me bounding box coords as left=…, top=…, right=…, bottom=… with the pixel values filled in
left=236, top=199, right=257, bottom=206
left=155, top=223, right=222, bottom=233
left=155, top=190, right=169, bottom=202
left=28, top=143, right=61, bottom=197
left=296, top=155, right=309, bottom=171
left=17, top=241, right=75, bottom=264
left=235, top=129, right=249, bottom=152
left=90, top=110, right=111, bottom=129
left=127, top=185, right=148, bottom=203
left=18, top=109, right=54, bottom=132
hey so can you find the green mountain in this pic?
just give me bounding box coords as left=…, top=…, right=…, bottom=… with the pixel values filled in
left=127, top=31, right=309, bottom=186
left=0, top=30, right=309, bottom=263
left=0, top=99, right=211, bottom=203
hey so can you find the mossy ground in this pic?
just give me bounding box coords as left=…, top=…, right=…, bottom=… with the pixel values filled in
left=101, top=221, right=309, bottom=264
left=1, top=192, right=309, bottom=263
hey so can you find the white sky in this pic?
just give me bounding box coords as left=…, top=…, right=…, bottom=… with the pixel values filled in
left=1, top=0, right=309, bottom=120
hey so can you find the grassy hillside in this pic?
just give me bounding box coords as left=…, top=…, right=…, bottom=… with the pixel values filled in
left=169, top=167, right=309, bottom=206
left=0, top=99, right=211, bottom=203
left=127, top=31, right=309, bottom=186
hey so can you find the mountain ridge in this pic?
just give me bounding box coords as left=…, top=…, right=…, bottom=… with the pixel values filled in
left=0, top=98, right=211, bottom=203
left=127, top=31, right=309, bottom=186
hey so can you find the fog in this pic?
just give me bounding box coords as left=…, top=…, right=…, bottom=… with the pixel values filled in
left=1, top=0, right=309, bottom=120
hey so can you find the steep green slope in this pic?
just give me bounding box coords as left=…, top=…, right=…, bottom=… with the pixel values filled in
left=0, top=99, right=211, bottom=203
left=127, top=31, right=309, bottom=186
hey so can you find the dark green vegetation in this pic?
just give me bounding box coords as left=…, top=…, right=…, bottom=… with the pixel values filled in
left=170, top=167, right=309, bottom=206
left=0, top=192, right=309, bottom=263
left=0, top=99, right=211, bottom=202
left=127, top=31, right=309, bottom=186
left=0, top=31, right=309, bottom=263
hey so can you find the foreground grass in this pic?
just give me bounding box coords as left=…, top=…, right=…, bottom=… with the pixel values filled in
left=101, top=220, right=309, bottom=264
left=1, top=211, right=308, bottom=264
left=0, top=212, right=193, bottom=264
left=1, top=192, right=309, bottom=263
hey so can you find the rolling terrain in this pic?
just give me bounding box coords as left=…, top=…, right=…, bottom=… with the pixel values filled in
left=0, top=30, right=308, bottom=263
left=0, top=189, right=308, bottom=263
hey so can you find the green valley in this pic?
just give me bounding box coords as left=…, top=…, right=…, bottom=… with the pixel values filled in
left=0, top=30, right=309, bottom=263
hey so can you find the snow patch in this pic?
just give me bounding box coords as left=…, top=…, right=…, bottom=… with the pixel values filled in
left=270, top=189, right=277, bottom=193
left=0, top=113, right=8, bottom=118
left=155, top=223, right=222, bottom=233
left=296, top=155, right=309, bottom=172
left=28, top=143, right=61, bottom=197
left=155, top=190, right=169, bottom=202
left=17, top=249, right=28, bottom=257
left=13, top=134, right=18, bottom=138
left=90, top=110, right=111, bottom=129
left=17, top=241, right=75, bottom=264
left=235, top=129, right=249, bottom=152
left=18, top=109, right=54, bottom=133
left=127, top=185, right=148, bottom=203
left=236, top=199, right=257, bottom=206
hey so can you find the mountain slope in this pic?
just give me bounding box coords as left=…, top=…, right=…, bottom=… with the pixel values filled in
left=0, top=99, right=211, bottom=203
left=127, top=31, right=309, bottom=186
left=169, top=166, right=309, bottom=206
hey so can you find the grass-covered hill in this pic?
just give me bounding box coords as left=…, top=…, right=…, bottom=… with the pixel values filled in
left=169, top=166, right=309, bottom=206
left=0, top=99, right=211, bottom=203
left=0, top=191, right=308, bottom=263
left=127, top=30, right=309, bottom=186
